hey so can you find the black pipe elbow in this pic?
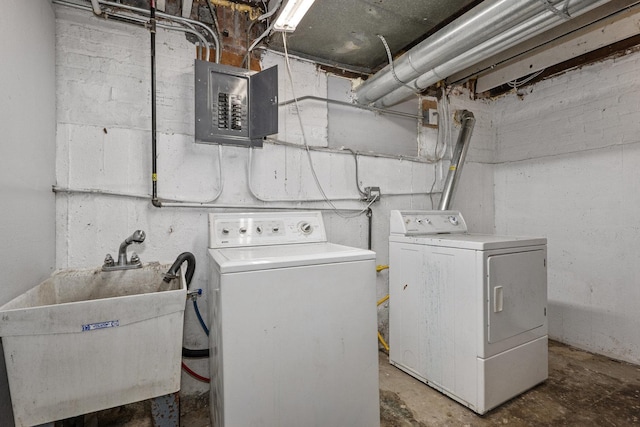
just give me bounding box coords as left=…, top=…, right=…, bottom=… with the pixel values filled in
left=164, top=252, right=196, bottom=287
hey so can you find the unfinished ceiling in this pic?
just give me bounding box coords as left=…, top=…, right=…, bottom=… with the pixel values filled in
left=265, top=0, right=480, bottom=74
left=62, top=0, right=640, bottom=99
left=262, top=0, right=640, bottom=98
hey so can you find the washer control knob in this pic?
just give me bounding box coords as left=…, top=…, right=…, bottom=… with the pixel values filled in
left=272, top=226, right=280, bottom=233
left=299, top=222, right=313, bottom=235
left=448, top=216, right=459, bottom=226
left=222, top=228, right=230, bottom=235
left=239, top=227, right=247, bottom=234
left=256, top=226, right=263, bottom=234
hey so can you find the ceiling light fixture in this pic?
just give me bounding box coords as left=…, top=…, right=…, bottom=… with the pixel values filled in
left=273, top=0, right=315, bottom=32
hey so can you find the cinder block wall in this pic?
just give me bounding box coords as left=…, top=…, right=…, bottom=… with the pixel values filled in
left=493, top=50, right=640, bottom=364
left=54, top=6, right=495, bottom=396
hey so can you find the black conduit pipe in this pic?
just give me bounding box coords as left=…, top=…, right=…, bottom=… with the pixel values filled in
left=150, top=0, right=161, bottom=207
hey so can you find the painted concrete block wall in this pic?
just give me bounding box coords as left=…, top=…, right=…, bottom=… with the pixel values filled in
left=0, top=1, right=56, bottom=306
left=493, top=50, right=640, bottom=364
left=54, top=7, right=494, bottom=396
left=1, top=2, right=56, bottom=425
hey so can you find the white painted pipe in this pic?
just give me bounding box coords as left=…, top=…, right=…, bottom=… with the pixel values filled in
left=90, top=0, right=102, bottom=15
left=355, top=0, right=607, bottom=107
left=182, top=0, right=193, bottom=18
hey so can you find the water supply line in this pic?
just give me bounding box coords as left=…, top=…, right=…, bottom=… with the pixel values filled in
left=354, top=0, right=610, bottom=108
left=438, top=110, right=475, bottom=211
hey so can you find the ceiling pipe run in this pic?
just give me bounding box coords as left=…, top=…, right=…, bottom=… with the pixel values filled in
left=438, top=110, right=475, bottom=211
left=354, top=0, right=610, bottom=108
left=90, top=0, right=102, bottom=15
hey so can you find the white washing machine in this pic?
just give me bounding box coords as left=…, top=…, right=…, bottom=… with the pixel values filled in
left=207, top=211, right=380, bottom=427
left=388, top=210, right=548, bottom=414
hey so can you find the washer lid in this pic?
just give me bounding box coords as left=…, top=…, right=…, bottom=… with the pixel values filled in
left=209, top=242, right=375, bottom=273
left=389, top=233, right=546, bottom=250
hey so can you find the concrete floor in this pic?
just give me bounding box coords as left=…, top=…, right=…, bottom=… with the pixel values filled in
left=90, top=340, right=640, bottom=426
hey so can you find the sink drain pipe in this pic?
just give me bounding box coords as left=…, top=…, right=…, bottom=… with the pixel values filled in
left=438, top=110, right=475, bottom=211
left=163, top=253, right=210, bottom=360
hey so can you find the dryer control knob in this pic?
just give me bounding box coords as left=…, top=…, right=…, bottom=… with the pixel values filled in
left=256, top=226, right=263, bottom=234
left=222, top=228, right=230, bottom=235
left=448, top=216, right=459, bottom=226
left=299, top=222, right=313, bottom=235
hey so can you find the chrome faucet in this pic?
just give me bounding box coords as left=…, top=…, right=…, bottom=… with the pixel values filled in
left=102, top=230, right=146, bottom=271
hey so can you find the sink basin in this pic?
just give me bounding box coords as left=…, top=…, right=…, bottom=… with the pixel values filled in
left=0, top=263, right=187, bottom=427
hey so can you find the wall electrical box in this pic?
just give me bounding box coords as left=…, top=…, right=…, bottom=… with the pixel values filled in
left=195, top=60, right=278, bottom=147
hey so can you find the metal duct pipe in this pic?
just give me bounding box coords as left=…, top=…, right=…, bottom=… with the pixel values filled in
left=373, top=0, right=609, bottom=108
left=438, top=110, right=475, bottom=211
left=355, top=0, right=609, bottom=107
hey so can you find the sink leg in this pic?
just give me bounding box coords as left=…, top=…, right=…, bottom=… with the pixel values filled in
left=151, top=392, right=180, bottom=427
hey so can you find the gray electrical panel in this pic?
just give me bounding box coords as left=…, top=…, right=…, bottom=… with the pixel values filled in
left=195, top=60, right=278, bottom=147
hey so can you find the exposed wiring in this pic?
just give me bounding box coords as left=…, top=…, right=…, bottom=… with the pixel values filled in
left=204, top=0, right=221, bottom=41
left=280, top=32, right=374, bottom=219
left=247, top=147, right=364, bottom=202
left=377, top=34, right=421, bottom=96
left=181, top=361, right=210, bottom=383
left=248, top=21, right=275, bottom=54
left=343, top=148, right=367, bottom=198
left=507, top=69, right=546, bottom=88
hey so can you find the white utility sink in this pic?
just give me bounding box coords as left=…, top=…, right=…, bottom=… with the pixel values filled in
left=0, top=263, right=187, bottom=427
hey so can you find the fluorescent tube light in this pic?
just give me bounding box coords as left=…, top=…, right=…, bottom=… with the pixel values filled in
left=273, top=0, right=315, bottom=32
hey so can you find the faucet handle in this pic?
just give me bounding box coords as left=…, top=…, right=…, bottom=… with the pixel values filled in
left=130, top=252, right=141, bottom=266
left=103, top=254, right=115, bottom=267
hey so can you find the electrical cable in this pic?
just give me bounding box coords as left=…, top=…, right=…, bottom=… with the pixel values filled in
left=181, top=361, right=210, bottom=383
left=507, top=69, right=546, bottom=88
left=281, top=32, right=374, bottom=219
left=247, top=146, right=364, bottom=202
left=344, top=148, right=367, bottom=197
left=204, top=0, right=221, bottom=40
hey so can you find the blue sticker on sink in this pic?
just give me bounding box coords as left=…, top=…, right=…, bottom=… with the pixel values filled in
left=82, top=320, right=119, bottom=332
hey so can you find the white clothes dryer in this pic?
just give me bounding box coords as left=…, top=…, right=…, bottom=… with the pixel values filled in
left=388, top=210, right=548, bottom=414
left=208, top=211, right=380, bottom=427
